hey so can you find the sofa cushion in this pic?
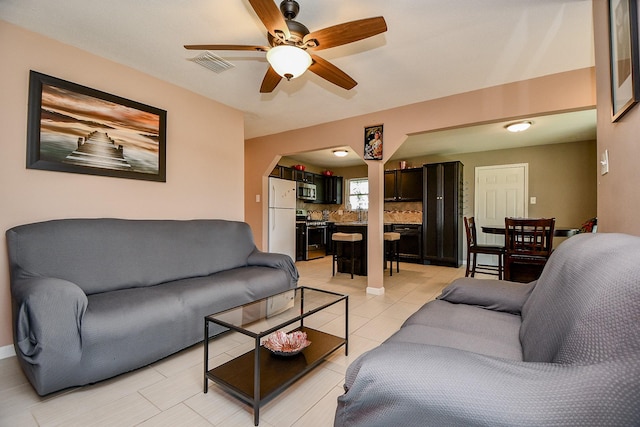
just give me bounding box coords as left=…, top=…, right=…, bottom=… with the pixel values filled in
left=438, top=277, right=535, bottom=315
left=7, top=219, right=257, bottom=295
left=80, top=265, right=294, bottom=384
left=387, top=299, right=523, bottom=360
left=521, top=233, right=640, bottom=364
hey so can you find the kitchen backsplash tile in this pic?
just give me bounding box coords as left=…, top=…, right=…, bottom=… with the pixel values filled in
left=303, top=201, right=423, bottom=224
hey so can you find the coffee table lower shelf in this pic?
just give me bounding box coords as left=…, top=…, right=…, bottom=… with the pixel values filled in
left=205, top=327, right=345, bottom=425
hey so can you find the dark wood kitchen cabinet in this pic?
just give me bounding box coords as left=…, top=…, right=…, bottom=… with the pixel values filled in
left=384, top=167, right=423, bottom=201
left=294, top=170, right=315, bottom=183
left=270, top=165, right=294, bottom=180
left=423, top=161, right=463, bottom=267
left=324, top=176, right=343, bottom=204
left=391, top=224, right=423, bottom=263
left=312, top=175, right=343, bottom=205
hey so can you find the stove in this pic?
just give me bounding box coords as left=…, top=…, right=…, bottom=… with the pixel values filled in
left=305, top=220, right=327, bottom=227
left=295, top=210, right=328, bottom=260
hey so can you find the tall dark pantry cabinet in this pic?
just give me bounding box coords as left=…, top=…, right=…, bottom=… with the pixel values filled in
left=423, top=161, right=463, bottom=267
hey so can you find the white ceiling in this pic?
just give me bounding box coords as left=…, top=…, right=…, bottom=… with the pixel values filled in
left=283, top=108, right=597, bottom=168
left=1, top=0, right=595, bottom=142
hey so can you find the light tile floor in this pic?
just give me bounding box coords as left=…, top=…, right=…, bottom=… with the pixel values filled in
left=0, top=257, right=469, bottom=427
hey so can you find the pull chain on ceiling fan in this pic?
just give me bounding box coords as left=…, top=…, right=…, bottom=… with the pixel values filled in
left=184, top=0, right=387, bottom=93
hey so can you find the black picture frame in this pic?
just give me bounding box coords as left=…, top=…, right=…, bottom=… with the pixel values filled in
left=609, top=0, right=640, bottom=122
left=364, top=124, right=383, bottom=160
left=26, top=70, right=167, bottom=182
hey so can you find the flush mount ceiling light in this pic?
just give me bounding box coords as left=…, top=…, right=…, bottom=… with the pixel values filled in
left=266, top=45, right=312, bottom=80
left=505, top=121, right=532, bottom=133
left=333, top=149, right=349, bottom=157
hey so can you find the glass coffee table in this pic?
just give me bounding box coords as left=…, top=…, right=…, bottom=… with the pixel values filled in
left=203, top=286, right=348, bottom=426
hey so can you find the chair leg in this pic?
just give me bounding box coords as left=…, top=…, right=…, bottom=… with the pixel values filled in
left=498, top=253, right=503, bottom=280
left=384, top=241, right=388, bottom=271
left=389, top=241, right=393, bottom=277
left=350, top=241, right=355, bottom=279
left=395, top=241, right=399, bottom=273
left=332, top=252, right=336, bottom=276
left=465, top=250, right=471, bottom=277
left=471, top=252, right=477, bottom=277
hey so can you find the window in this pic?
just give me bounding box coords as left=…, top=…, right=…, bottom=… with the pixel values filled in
left=348, top=178, right=369, bottom=210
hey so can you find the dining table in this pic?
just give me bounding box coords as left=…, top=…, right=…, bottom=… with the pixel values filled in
left=481, top=225, right=580, bottom=238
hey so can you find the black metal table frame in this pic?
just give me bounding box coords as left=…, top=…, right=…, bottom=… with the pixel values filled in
left=203, top=286, right=348, bottom=426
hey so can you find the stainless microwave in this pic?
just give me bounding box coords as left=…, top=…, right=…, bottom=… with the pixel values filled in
left=297, top=182, right=317, bottom=201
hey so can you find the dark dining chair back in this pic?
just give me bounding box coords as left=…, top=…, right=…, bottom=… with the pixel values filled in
left=504, top=217, right=555, bottom=282
left=464, top=217, right=505, bottom=279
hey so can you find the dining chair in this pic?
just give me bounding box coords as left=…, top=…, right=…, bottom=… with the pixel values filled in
left=504, top=217, right=555, bottom=282
left=464, top=217, right=505, bottom=279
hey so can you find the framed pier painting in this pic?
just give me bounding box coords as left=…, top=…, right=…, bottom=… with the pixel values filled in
left=26, top=71, right=167, bottom=182
left=608, top=0, right=640, bottom=122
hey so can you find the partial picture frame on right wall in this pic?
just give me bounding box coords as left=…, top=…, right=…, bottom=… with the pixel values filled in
left=609, top=0, right=640, bottom=121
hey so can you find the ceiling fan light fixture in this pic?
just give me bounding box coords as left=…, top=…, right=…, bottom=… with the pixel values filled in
left=505, top=121, right=532, bottom=132
left=333, top=149, right=348, bottom=157
left=266, top=45, right=312, bottom=80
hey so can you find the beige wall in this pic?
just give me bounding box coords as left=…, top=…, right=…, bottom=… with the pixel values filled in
left=400, top=140, right=598, bottom=228
left=593, top=1, right=640, bottom=234
left=0, top=21, right=245, bottom=348
left=246, top=68, right=596, bottom=292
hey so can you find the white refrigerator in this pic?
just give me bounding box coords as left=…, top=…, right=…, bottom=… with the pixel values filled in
left=268, top=177, right=296, bottom=261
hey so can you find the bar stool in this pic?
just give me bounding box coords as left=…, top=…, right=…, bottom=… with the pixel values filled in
left=332, top=232, right=363, bottom=279
left=384, top=232, right=401, bottom=276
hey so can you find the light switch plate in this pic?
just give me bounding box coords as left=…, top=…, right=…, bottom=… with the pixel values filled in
left=600, top=149, right=609, bottom=175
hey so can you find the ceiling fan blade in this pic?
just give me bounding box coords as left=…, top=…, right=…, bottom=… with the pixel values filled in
left=184, top=44, right=268, bottom=52
left=248, top=0, right=290, bottom=41
left=260, top=66, right=283, bottom=93
left=303, top=16, right=387, bottom=51
left=308, top=55, right=357, bottom=90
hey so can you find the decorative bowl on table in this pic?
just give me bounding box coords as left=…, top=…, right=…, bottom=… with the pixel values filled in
left=264, top=331, right=311, bottom=356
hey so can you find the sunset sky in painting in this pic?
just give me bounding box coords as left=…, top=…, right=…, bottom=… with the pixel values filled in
left=41, top=84, right=160, bottom=136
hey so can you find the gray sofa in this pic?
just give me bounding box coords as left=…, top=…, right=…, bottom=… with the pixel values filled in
left=6, top=218, right=298, bottom=396
left=335, top=233, right=640, bottom=426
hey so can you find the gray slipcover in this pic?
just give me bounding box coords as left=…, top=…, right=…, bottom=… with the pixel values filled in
left=6, top=218, right=299, bottom=395
left=334, top=233, right=640, bottom=426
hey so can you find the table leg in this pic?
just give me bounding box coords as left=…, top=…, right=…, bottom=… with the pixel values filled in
left=345, top=296, right=349, bottom=356
left=254, top=336, right=260, bottom=426
left=203, top=319, right=209, bottom=393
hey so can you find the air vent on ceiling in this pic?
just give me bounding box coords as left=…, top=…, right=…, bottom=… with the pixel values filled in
left=189, top=51, right=235, bottom=74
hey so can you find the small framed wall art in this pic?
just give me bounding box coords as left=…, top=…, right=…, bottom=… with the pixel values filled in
left=26, top=70, right=167, bottom=182
left=364, top=124, right=383, bottom=160
left=608, top=0, right=640, bottom=122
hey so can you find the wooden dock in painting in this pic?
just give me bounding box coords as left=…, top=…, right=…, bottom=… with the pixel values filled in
left=63, top=131, right=132, bottom=171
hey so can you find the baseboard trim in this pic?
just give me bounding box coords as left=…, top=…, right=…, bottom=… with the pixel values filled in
left=366, top=286, right=385, bottom=295
left=0, top=344, right=16, bottom=360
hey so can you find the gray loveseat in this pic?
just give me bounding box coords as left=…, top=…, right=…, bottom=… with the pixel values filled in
left=335, top=233, right=640, bottom=426
left=6, top=218, right=298, bottom=396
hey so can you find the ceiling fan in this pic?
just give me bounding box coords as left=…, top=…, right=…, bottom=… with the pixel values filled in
left=184, top=0, right=387, bottom=93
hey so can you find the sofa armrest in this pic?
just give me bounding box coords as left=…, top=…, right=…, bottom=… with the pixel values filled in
left=335, top=343, right=636, bottom=427
left=12, top=277, right=87, bottom=366
left=437, top=277, right=535, bottom=314
left=247, top=249, right=299, bottom=287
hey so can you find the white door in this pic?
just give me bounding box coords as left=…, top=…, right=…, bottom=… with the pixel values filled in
left=474, top=164, right=528, bottom=252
